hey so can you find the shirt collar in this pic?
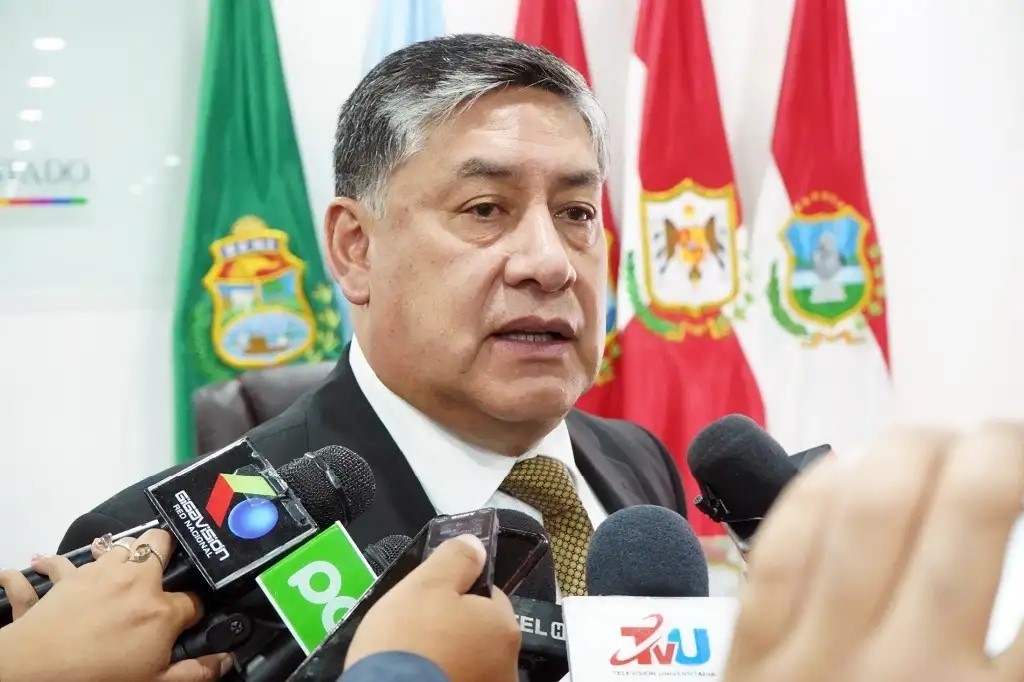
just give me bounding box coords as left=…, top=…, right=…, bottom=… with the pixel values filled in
left=348, top=337, right=578, bottom=516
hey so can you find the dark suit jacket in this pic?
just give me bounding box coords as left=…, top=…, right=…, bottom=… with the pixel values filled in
left=59, top=349, right=687, bottom=553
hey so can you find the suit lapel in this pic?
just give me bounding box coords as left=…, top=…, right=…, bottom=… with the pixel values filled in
left=303, top=347, right=437, bottom=546
left=566, top=410, right=648, bottom=514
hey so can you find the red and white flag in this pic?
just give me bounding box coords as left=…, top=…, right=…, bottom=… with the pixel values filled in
left=741, top=0, right=892, bottom=456
left=515, top=0, right=622, bottom=418
left=618, top=0, right=766, bottom=536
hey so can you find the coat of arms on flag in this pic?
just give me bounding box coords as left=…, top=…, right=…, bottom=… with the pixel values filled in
left=626, top=179, right=750, bottom=340
left=767, top=191, right=885, bottom=345
left=202, top=215, right=318, bottom=369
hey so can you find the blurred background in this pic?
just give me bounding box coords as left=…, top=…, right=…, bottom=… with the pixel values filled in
left=1, top=0, right=1022, bottom=568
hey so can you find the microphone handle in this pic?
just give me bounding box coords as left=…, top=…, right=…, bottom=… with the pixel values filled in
left=512, top=597, right=568, bottom=682
left=0, top=519, right=162, bottom=620
left=238, top=636, right=305, bottom=682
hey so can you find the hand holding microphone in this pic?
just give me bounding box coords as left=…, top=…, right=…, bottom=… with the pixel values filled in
left=726, top=422, right=1024, bottom=682
left=0, top=528, right=231, bottom=682
left=345, top=535, right=521, bottom=682
left=0, top=443, right=377, bottom=627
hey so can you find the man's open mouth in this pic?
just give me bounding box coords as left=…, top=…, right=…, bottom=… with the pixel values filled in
left=494, top=331, right=570, bottom=342
left=492, top=317, right=576, bottom=343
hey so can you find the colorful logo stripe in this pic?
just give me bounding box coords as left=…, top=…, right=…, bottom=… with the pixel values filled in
left=0, top=197, right=88, bottom=207
left=206, top=473, right=276, bottom=526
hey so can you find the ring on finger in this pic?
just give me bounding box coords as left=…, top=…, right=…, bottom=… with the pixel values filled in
left=128, top=543, right=165, bottom=567
left=92, top=533, right=115, bottom=555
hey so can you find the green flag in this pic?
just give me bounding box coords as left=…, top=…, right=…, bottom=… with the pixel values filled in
left=174, top=0, right=341, bottom=464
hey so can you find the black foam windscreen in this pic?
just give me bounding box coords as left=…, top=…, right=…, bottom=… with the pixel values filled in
left=686, top=414, right=798, bottom=527
left=364, top=535, right=412, bottom=575
left=497, top=508, right=546, bottom=534
left=278, top=445, right=376, bottom=528
left=587, top=505, right=709, bottom=598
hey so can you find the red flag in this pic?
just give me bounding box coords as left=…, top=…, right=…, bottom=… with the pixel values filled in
left=741, top=0, right=891, bottom=456
left=773, top=0, right=888, bottom=362
left=618, top=0, right=766, bottom=535
left=515, top=0, right=621, bottom=417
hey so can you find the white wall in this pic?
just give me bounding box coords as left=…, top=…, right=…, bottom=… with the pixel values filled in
left=0, top=0, right=208, bottom=564
left=1, top=0, right=1022, bottom=566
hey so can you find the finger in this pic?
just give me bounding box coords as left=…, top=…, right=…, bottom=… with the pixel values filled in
left=489, top=586, right=517, bottom=623
left=791, top=428, right=949, bottom=649
left=30, top=553, right=79, bottom=583
left=487, top=587, right=523, bottom=657
left=727, top=456, right=841, bottom=666
left=127, top=528, right=175, bottom=574
left=154, top=653, right=234, bottom=682
left=0, top=569, right=39, bottom=619
left=408, top=535, right=487, bottom=593
left=165, top=591, right=205, bottom=632
left=886, top=422, right=1024, bottom=653
left=95, top=534, right=136, bottom=565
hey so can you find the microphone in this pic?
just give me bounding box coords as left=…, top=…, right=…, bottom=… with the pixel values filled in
left=0, top=441, right=376, bottom=625
left=586, top=505, right=709, bottom=598
left=192, top=535, right=414, bottom=682
left=1, top=519, right=164, bottom=597
left=687, top=414, right=798, bottom=555
left=364, top=535, right=413, bottom=574
left=287, top=509, right=557, bottom=681
left=254, top=528, right=414, bottom=657
left=789, top=443, right=833, bottom=471
left=162, top=443, right=378, bottom=674
left=497, top=510, right=567, bottom=682
left=562, top=506, right=735, bottom=678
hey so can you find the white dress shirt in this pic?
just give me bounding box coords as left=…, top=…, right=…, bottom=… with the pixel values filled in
left=348, top=337, right=608, bottom=536
left=351, top=339, right=600, bottom=680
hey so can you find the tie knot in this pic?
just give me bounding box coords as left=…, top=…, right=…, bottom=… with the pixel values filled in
left=500, top=456, right=579, bottom=519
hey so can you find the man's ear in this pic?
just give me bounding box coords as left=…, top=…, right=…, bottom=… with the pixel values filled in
left=324, top=197, right=371, bottom=306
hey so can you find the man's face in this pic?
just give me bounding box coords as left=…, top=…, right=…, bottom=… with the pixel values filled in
left=352, top=88, right=606, bottom=426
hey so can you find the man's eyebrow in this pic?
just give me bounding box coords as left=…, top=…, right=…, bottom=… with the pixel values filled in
left=557, top=168, right=602, bottom=189
left=456, top=158, right=516, bottom=180
left=454, top=158, right=602, bottom=188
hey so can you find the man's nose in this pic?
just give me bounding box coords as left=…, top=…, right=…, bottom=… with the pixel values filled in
left=504, top=208, right=577, bottom=292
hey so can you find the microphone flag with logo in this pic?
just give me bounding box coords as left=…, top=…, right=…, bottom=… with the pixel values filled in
left=255, top=522, right=377, bottom=655
left=145, top=441, right=373, bottom=591
left=562, top=506, right=738, bottom=680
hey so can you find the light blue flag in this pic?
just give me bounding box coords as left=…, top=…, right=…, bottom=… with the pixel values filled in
left=336, top=0, right=447, bottom=345
left=363, top=0, right=447, bottom=72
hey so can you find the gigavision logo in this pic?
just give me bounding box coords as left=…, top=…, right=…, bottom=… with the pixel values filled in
left=171, top=473, right=279, bottom=563
left=173, top=490, right=231, bottom=562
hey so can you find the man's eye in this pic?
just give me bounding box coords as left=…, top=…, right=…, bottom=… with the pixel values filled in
left=561, top=206, right=596, bottom=223
left=468, top=203, right=501, bottom=219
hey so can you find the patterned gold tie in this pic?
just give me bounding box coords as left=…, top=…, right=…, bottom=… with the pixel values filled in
left=499, top=456, right=594, bottom=596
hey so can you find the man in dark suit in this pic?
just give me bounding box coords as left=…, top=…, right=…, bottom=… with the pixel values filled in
left=59, top=34, right=686, bottom=597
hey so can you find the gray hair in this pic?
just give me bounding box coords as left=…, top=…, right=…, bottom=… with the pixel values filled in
left=333, top=33, right=609, bottom=215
